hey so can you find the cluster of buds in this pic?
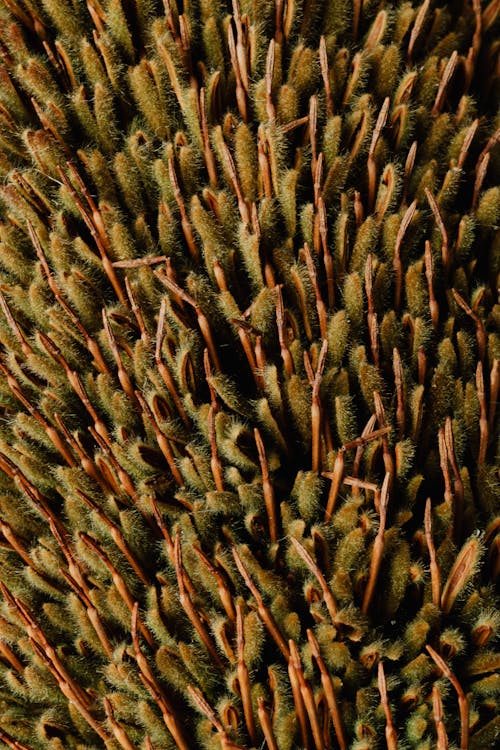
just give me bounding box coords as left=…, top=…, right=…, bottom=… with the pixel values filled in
left=0, top=1, right=498, bottom=749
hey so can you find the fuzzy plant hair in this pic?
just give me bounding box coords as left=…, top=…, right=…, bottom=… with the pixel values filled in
left=0, top=0, right=498, bottom=749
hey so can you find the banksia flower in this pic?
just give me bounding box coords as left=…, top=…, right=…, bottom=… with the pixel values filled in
left=0, top=0, right=498, bottom=749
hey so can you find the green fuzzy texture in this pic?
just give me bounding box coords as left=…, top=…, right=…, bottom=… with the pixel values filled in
left=0, top=2, right=498, bottom=750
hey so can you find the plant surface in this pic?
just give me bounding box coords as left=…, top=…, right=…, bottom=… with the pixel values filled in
left=0, top=1, right=498, bottom=749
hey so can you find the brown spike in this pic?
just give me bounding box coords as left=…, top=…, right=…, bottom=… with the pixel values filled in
left=27, top=221, right=111, bottom=374
left=432, top=684, right=449, bottom=749
left=374, top=393, right=395, bottom=487
left=266, top=39, right=276, bottom=122
left=425, top=189, right=450, bottom=274
left=275, top=285, right=294, bottom=376
left=368, top=98, right=390, bottom=212
left=103, top=697, right=136, bottom=750
left=254, top=427, right=278, bottom=542
left=102, top=308, right=138, bottom=405
left=232, top=547, right=290, bottom=660
left=156, top=270, right=221, bottom=371
left=378, top=662, right=398, bottom=749
left=0, top=288, right=32, bottom=356
left=0, top=520, right=54, bottom=586
left=424, top=499, right=441, bottom=607
left=319, top=36, right=333, bottom=117
left=76, top=489, right=151, bottom=586
left=132, top=603, right=191, bottom=750
left=304, top=243, right=327, bottom=339
left=59, top=164, right=128, bottom=307
left=236, top=604, right=257, bottom=744
left=287, top=640, right=311, bottom=749
left=80, top=532, right=154, bottom=647
left=393, top=348, right=405, bottom=439
left=351, top=415, right=377, bottom=492
left=353, top=0, right=362, bottom=39
left=167, top=158, right=199, bottom=260
left=489, top=358, right=499, bottom=433
left=424, top=239, right=439, bottom=329
left=257, top=698, right=279, bottom=750
left=426, top=645, right=469, bottom=750
left=365, top=255, right=379, bottom=368
left=322, top=449, right=345, bottom=521
left=432, top=50, right=459, bottom=115
left=221, top=140, right=250, bottom=225
left=452, top=288, right=486, bottom=363
left=307, top=629, right=347, bottom=749
left=291, top=536, right=337, bottom=622
left=193, top=546, right=236, bottom=622
left=173, top=532, right=225, bottom=669
left=289, top=639, right=323, bottom=750
left=199, top=87, right=218, bottom=187
left=136, top=390, right=184, bottom=487
left=0, top=638, right=24, bottom=673
left=311, top=339, right=328, bottom=472
left=476, top=361, right=489, bottom=465
left=394, top=200, right=417, bottom=311
left=458, top=118, right=479, bottom=169
left=408, top=0, right=431, bottom=62
left=401, top=141, right=417, bottom=207
left=362, top=473, right=390, bottom=614
left=61, top=568, right=114, bottom=658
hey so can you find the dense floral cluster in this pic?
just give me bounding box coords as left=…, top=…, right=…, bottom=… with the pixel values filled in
left=0, top=1, right=498, bottom=748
